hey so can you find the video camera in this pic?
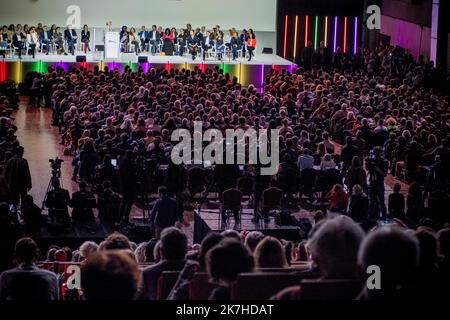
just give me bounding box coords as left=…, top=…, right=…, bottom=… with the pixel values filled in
left=49, top=157, right=64, bottom=178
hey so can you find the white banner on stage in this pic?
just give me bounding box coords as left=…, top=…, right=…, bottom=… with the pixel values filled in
left=104, top=31, right=120, bottom=59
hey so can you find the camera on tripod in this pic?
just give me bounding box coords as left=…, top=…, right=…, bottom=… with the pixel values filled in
left=49, top=157, right=64, bottom=178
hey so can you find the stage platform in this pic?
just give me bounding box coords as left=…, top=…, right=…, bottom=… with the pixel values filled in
left=194, top=208, right=304, bottom=243
left=0, top=52, right=296, bottom=87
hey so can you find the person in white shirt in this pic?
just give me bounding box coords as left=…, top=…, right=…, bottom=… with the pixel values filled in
left=320, top=153, right=336, bottom=171
left=26, top=27, right=39, bottom=58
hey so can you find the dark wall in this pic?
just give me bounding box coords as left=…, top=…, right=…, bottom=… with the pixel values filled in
left=381, top=0, right=432, bottom=27
left=276, top=0, right=365, bottom=61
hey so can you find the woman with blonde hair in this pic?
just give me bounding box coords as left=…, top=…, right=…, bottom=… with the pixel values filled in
left=254, top=236, right=288, bottom=269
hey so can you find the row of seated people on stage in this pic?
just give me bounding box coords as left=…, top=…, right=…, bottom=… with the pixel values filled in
left=1, top=218, right=450, bottom=300
left=0, top=23, right=257, bottom=61
left=0, top=23, right=85, bottom=58
left=118, top=24, right=256, bottom=61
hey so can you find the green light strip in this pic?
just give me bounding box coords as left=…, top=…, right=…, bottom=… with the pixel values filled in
left=314, top=16, right=319, bottom=50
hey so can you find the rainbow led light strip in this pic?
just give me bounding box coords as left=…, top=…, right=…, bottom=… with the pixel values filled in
left=314, top=16, right=319, bottom=50
left=333, top=16, right=338, bottom=52
left=343, top=16, right=348, bottom=53
left=353, top=16, right=358, bottom=54
left=304, top=15, right=309, bottom=47
left=293, top=15, right=299, bottom=59
left=283, top=15, right=288, bottom=58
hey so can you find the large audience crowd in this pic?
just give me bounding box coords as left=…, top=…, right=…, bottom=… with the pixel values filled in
left=0, top=30, right=449, bottom=300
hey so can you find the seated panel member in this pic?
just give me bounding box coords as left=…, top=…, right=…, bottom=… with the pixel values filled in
left=81, top=24, right=91, bottom=53
left=138, top=25, right=149, bottom=52
left=64, top=24, right=78, bottom=55
left=230, top=31, right=241, bottom=60
left=187, top=30, right=198, bottom=61
left=162, top=28, right=175, bottom=56
left=26, top=27, right=39, bottom=59
left=215, top=31, right=225, bottom=61
left=40, top=25, right=52, bottom=55
left=129, top=27, right=140, bottom=55
left=148, top=25, right=161, bottom=55
left=246, top=29, right=256, bottom=61
left=12, top=30, right=24, bottom=59
left=202, top=30, right=214, bottom=60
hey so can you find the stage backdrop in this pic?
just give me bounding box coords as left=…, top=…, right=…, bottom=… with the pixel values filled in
left=0, top=0, right=277, bottom=52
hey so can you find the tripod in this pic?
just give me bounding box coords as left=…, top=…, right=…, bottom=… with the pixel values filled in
left=42, top=169, right=62, bottom=211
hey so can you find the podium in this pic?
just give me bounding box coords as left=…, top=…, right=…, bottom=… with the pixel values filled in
left=104, top=31, right=120, bottom=59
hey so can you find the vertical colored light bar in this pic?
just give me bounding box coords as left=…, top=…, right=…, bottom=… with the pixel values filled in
left=283, top=15, right=288, bottom=58
left=93, top=28, right=96, bottom=51
left=353, top=17, right=358, bottom=55
left=333, top=16, right=338, bottom=52
left=314, top=16, right=319, bottom=50
left=293, top=15, right=299, bottom=59
left=260, top=64, right=264, bottom=88
left=343, top=16, right=348, bottom=53
left=324, top=16, right=328, bottom=47
left=0, top=61, right=5, bottom=82
left=304, top=15, right=309, bottom=47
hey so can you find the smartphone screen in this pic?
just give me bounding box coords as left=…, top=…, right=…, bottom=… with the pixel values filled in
left=111, top=159, right=117, bottom=167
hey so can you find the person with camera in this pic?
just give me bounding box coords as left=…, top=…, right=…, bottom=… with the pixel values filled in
left=45, top=178, right=70, bottom=225
left=365, top=146, right=389, bottom=219
left=118, top=150, right=138, bottom=224
left=70, top=181, right=97, bottom=229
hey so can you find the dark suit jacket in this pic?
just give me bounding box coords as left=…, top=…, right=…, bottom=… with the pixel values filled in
left=64, top=29, right=77, bottom=42
left=138, top=260, right=186, bottom=300
left=148, top=31, right=161, bottom=42
left=0, top=263, right=59, bottom=300
left=40, top=31, right=52, bottom=42
left=12, top=34, right=23, bottom=47
left=150, top=195, right=178, bottom=228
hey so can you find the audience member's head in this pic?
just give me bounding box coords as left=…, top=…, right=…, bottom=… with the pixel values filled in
left=309, top=216, right=365, bottom=278
left=81, top=251, right=140, bottom=300
left=14, top=237, right=39, bottom=264
left=244, top=231, right=265, bottom=253
left=358, top=226, right=420, bottom=299
left=206, top=239, right=254, bottom=285
left=254, top=236, right=288, bottom=268
left=160, top=227, right=187, bottom=262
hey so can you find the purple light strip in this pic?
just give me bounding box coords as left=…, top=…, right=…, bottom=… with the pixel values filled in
left=333, top=16, right=338, bottom=53
left=353, top=17, right=358, bottom=55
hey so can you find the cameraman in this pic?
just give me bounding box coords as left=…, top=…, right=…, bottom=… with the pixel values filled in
left=45, top=178, right=71, bottom=225
left=71, top=181, right=97, bottom=228
left=365, top=146, right=389, bottom=219
left=118, top=150, right=138, bottom=224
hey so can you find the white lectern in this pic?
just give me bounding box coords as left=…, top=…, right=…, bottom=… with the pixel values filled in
left=104, top=31, right=120, bottom=59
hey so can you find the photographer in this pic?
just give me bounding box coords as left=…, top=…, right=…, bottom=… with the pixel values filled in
left=45, top=178, right=70, bottom=225
left=118, top=150, right=138, bottom=224
left=365, top=146, right=389, bottom=219
left=70, top=181, right=97, bottom=227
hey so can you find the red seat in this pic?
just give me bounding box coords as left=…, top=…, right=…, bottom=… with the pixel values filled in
left=299, top=279, right=362, bottom=300
left=156, top=271, right=180, bottom=300
left=188, top=272, right=217, bottom=300
left=230, top=272, right=307, bottom=300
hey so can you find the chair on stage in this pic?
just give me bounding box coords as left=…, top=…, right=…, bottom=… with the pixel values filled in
left=259, top=187, right=283, bottom=223
left=298, top=279, right=362, bottom=300
left=278, top=167, right=300, bottom=199
left=230, top=272, right=305, bottom=300
left=156, top=271, right=180, bottom=300
left=187, top=167, right=207, bottom=200
left=220, top=188, right=243, bottom=225
left=188, top=272, right=217, bottom=300
left=299, top=168, right=317, bottom=200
